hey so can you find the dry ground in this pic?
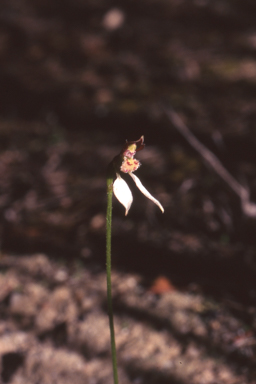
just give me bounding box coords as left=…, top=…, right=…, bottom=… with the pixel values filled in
left=0, top=253, right=255, bottom=384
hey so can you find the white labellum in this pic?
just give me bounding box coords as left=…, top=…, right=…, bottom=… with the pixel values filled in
left=113, top=175, right=133, bottom=216
left=129, top=172, right=164, bottom=213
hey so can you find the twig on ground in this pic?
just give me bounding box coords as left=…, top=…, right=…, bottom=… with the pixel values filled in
left=162, top=105, right=256, bottom=218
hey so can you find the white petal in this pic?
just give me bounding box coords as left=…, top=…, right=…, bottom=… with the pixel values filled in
left=113, top=175, right=133, bottom=215
left=129, top=172, right=164, bottom=213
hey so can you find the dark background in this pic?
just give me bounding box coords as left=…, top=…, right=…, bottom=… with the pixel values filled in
left=0, top=0, right=256, bottom=383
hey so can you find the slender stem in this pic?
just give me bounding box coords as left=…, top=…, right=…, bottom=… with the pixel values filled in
left=106, top=174, right=119, bottom=384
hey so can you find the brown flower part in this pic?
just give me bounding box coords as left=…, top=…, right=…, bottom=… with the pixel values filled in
left=121, top=135, right=145, bottom=158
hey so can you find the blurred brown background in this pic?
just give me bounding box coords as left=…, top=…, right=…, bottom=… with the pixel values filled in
left=0, top=1, right=256, bottom=383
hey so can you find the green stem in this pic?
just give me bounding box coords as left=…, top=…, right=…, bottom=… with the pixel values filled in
left=106, top=174, right=119, bottom=384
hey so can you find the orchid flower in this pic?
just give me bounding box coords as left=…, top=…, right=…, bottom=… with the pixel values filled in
left=111, top=136, right=164, bottom=215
